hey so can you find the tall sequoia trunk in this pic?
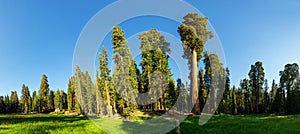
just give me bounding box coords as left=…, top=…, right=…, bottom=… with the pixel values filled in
left=191, top=49, right=200, bottom=114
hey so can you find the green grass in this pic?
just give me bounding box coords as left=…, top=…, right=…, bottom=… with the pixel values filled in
left=0, top=114, right=300, bottom=134
left=0, top=114, right=104, bottom=134
left=169, top=114, right=300, bottom=134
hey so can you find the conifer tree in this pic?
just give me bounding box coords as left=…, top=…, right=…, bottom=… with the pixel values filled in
left=38, top=74, right=50, bottom=112
left=97, top=47, right=113, bottom=116
left=32, top=91, right=38, bottom=112
left=48, top=90, right=55, bottom=111
left=10, top=91, right=19, bottom=113
left=20, top=84, right=31, bottom=113
left=199, top=68, right=208, bottom=113
left=248, top=61, right=265, bottom=114
left=139, top=29, right=172, bottom=111
left=67, top=77, right=76, bottom=111
left=178, top=13, right=213, bottom=114
left=112, top=26, right=138, bottom=116
left=232, top=86, right=237, bottom=114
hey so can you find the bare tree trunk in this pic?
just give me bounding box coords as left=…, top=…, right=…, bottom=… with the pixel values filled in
left=191, top=49, right=200, bottom=114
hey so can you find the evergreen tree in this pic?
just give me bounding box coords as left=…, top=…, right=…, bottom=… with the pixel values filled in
left=0, top=96, right=4, bottom=113
left=97, top=47, right=113, bottom=116
left=0, top=96, right=3, bottom=113
left=218, top=67, right=231, bottom=113
left=38, top=74, right=50, bottom=112
left=48, top=90, right=55, bottom=111
left=237, top=87, right=245, bottom=114
left=279, top=63, right=299, bottom=113
left=138, top=29, right=172, bottom=111
left=248, top=61, right=265, bottom=114
left=270, top=79, right=278, bottom=112
left=232, top=86, right=237, bottom=114
left=178, top=13, right=213, bottom=114
left=203, top=52, right=225, bottom=113
left=74, top=66, right=85, bottom=115
left=32, top=91, right=38, bottom=112
left=20, top=84, right=31, bottom=113
left=199, top=68, right=208, bottom=113
left=241, top=79, right=252, bottom=114
left=165, top=78, right=177, bottom=110
left=10, top=91, right=19, bottom=113
left=112, top=26, right=138, bottom=116
left=263, top=79, right=269, bottom=113
left=54, top=90, right=67, bottom=110
left=67, top=77, right=76, bottom=112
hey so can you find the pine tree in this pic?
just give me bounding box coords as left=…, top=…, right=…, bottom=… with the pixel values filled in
left=20, top=84, right=31, bottom=113
left=10, top=91, right=19, bottom=113
left=199, top=68, right=208, bottom=113
left=178, top=13, right=213, bottom=114
left=112, top=26, right=138, bottom=116
left=270, top=79, right=277, bottom=112
left=263, top=79, right=269, bottom=113
left=218, top=67, right=231, bottom=114
left=48, top=90, right=55, bottom=111
left=32, top=91, right=38, bottom=112
left=67, top=77, right=76, bottom=112
left=241, top=79, right=251, bottom=114
left=74, top=66, right=85, bottom=114
left=248, top=61, right=265, bottom=114
left=279, top=63, right=299, bottom=113
left=0, top=96, right=4, bottom=113
left=97, top=47, right=113, bottom=116
left=203, top=52, right=225, bottom=113
left=138, top=29, right=172, bottom=111
left=38, top=74, right=50, bottom=113
left=232, top=86, right=237, bottom=114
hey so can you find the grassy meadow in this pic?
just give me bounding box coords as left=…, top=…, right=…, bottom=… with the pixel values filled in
left=0, top=114, right=300, bottom=134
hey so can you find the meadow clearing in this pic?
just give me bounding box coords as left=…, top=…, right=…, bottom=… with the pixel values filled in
left=0, top=114, right=299, bottom=134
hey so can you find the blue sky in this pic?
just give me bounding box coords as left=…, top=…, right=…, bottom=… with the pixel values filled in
left=0, top=0, right=300, bottom=96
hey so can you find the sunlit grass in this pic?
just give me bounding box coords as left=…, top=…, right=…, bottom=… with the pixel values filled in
left=0, top=114, right=299, bottom=134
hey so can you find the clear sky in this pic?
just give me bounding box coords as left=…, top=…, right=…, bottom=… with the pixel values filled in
left=0, top=0, right=300, bottom=96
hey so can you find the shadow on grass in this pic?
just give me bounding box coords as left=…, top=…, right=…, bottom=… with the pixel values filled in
left=0, top=114, right=87, bottom=125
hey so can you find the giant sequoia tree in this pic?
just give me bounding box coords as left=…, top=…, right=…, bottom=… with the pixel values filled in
left=178, top=13, right=213, bottom=114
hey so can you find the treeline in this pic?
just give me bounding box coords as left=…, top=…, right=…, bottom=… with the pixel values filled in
left=214, top=62, right=300, bottom=115
left=0, top=75, right=67, bottom=114
left=1, top=13, right=300, bottom=116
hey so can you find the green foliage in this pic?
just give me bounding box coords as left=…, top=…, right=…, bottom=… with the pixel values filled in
left=54, top=90, right=67, bottom=110
left=67, top=77, right=76, bottom=112
left=31, top=91, right=38, bottom=112
left=178, top=13, right=213, bottom=114
left=138, top=29, right=172, bottom=111
left=279, top=63, right=299, bottom=114
left=10, top=91, right=19, bottom=113
left=20, top=84, right=31, bottom=113
left=248, top=61, right=265, bottom=114
left=178, top=13, right=213, bottom=62
left=38, top=74, right=50, bottom=113
left=48, top=90, right=55, bottom=111
left=203, top=51, right=225, bottom=114
left=112, top=26, right=138, bottom=116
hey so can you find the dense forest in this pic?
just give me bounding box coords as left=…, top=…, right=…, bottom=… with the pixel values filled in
left=1, top=13, right=300, bottom=117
